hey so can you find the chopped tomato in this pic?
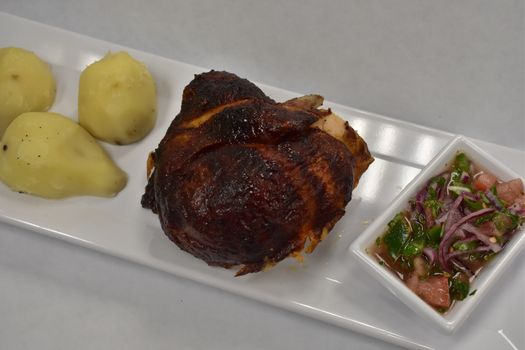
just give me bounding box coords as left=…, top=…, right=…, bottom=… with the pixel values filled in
left=412, top=275, right=450, bottom=309
left=496, top=179, right=524, bottom=203
left=406, top=273, right=419, bottom=292
left=514, top=195, right=525, bottom=208
left=509, top=178, right=524, bottom=192
left=473, top=173, right=497, bottom=191
left=478, top=221, right=498, bottom=236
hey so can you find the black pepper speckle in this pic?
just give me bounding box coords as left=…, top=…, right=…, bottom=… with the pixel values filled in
left=2, top=145, right=7, bottom=151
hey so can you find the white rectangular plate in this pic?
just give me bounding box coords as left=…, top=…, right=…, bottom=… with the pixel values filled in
left=1, top=12, right=524, bottom=350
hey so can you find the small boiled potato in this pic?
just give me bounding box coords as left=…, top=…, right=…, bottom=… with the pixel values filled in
left=0, top=47, right=56, bottom=136
left=79, top=51, right=156, bottom=145
left=0, top=112, right=127, bottom=199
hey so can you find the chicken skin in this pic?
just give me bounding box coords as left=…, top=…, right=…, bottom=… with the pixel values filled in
left=142, top=71, right=373, bottom=275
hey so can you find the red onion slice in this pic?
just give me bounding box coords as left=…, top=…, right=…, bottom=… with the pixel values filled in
left=462, top=191, right=480, bottom=201
left=435, top=212, right=449, bottom=224
left=438, top=207, right=496, bottom=271
left=450, top=258, right=474, bottom=277
left=448, top=246, right=492, bottom=259
left=460, top=171, right=470, bottom=183
left=485, top=190, right=503, bottom=210
left=443, top=194, right=464, bottom=232
left=461, top=223, right=502, bottom=253
left=423, top=247, right=437, bottom=265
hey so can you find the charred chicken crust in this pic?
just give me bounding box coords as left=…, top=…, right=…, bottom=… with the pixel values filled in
left=142, top=71, right=373, bottom=276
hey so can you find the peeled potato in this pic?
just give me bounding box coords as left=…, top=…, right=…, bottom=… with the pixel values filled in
left=0, top=47, right=56, bottom=136
left=79, top=51, right=156, bottom=145
left=0, top=112, right=127, bottom=199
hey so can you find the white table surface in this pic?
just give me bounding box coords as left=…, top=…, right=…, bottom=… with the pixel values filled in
left=0, top=1, right=523, bottom=349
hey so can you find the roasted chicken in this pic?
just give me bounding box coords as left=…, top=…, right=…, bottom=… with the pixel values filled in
left=142, top=71, right=373, bottom=275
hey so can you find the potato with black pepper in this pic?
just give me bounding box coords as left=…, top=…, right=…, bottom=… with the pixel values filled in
left=0, top=112, right=127, bottom=198
left=0, top=47, right=56, bottom=136
left=78, top=51, right=156, bottom=145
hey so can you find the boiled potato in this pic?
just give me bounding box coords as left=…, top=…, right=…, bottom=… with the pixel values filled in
left=79, top=51, right=156, bottom=145
left=0, top=47, right=56, bottom=136
left=0, top=112, right=127, bottom=199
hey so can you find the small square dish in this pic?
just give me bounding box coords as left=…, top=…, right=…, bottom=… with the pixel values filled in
left=350, top=135, right=525, bottom=333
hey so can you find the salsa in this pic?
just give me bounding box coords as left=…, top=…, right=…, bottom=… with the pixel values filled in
left=370, top=152, right=525, bottom=313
